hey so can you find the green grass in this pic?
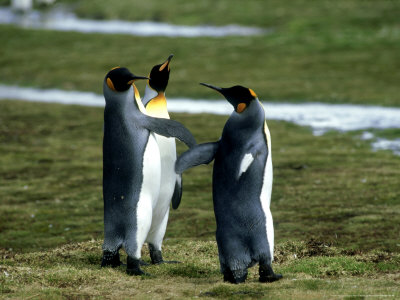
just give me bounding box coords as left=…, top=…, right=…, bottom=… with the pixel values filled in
left=1, top=100, right=399, bottom=254
left=1, top=0, right=400, bottom=106
left=0, top=100, right=399, bottom=298
left=1, top=240, right=399, bottom=299
left=1, top=0, right=400, bottom=297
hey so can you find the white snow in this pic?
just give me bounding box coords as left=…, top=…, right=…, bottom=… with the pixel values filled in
left=1, top=84, right=400, bottom=155
left=0, top=7, right=268, bottom=37
left=372, top=138, right=400, bottom=156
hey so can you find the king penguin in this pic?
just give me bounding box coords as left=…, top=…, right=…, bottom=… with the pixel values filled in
left=175, top=83, right=282, bottom=284
left=102, top=67, right=196, bottom=275
left=141, top=54, right=183, bottom=264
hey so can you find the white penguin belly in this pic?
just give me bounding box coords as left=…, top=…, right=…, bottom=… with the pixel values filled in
left=152, top=134, right=176, bottom=219
left=260, top=153, right=274, bottom=261
left=135, top=133, right=161, bottom=257
left=260, top=122, right=274, bottom=261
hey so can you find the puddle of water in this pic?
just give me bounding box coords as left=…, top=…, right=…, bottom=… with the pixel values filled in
left=1, top=84, right=399, bottom=155
left=0, top=6, right=268, bottom=37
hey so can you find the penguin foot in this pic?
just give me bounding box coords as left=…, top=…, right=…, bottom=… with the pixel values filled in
left=148, top=244, right=181, bottom=264
left=259, top=264, right=282, bottom=283
left=126, top=268, right=151, bottom=276
left=101, top=250, right=121, bottom=268
left=126, top=256, right=151, bottom=276
left=148, top=244, right=164, bottom=264
left=223, top=269, right=248, bottom=284
left=153, top=260, right=181, bottom=265
left=259, top=273, right=283, bottom=283
left=163, top=260, right=181, bottom=264
left=140, top=260, right=150, bottom=266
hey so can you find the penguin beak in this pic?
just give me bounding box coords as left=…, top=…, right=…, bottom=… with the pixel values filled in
left=159, top=54, right=174, bottom=72
left=200, top=82, right=231, bottom=102
left=200, top=83, right=245, bottom=113
left=127, top=75, right=149, bottom=85
left=199, top=82, right=223, bottom=92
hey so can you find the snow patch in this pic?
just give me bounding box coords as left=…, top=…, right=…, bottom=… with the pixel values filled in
left=1, top=84, right=400, bottom=155
left=372, top=138, right=400, bottom=156
left=0, top=6, right=268, bottom=37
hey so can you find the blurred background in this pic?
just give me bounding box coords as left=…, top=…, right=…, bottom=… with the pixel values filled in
left=1, top=0, right=399, bottom=105
left=0, top=0, right=399, bottom=253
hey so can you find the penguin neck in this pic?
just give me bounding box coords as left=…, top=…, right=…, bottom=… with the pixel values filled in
left=223, top=100, right=265, bottom=141
left=131, top=84, right=147, bottom=114
left=104, top=86, right=143, bottom=116
left=145, top=91, right=170, bottom=119
left=133, top=84, right=141, bottom=102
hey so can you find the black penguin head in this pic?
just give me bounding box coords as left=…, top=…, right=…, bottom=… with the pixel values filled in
left=105, top=67, right=148, bottom=92
left=200, top=83, right=258, bottom=113
left=148, top=54, right=173, bottom=92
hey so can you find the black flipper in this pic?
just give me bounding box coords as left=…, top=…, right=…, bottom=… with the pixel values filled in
left=171, top=175, right=182, bottom=210
left=175, top=141, right=219, bottom=174
left=139, top=115, right=196, bottom=148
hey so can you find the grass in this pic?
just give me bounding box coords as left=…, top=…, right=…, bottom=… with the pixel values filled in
left=1, top=240, right=399, bottom=299
left=1, top=0, right=400, bottom=106
left=0, top=100, right=399, bottom=298
left=1, top=100, right=400, bottom=253
left=1, top=0, right=400, bottom=298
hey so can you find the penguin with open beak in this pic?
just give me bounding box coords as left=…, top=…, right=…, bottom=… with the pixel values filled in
left=102, top=66, right=196, bottom=276
left=139, top=54, right=184, bottom=264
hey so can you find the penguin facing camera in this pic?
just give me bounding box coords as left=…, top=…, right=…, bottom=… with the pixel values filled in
left=102, top=66, right=196, bottom=276
left=140, top=54, right=183, bottom=264
left=175, top=83, right=282, bottom=284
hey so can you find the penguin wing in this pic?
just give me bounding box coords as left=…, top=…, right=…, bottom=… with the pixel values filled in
left=175, top=141, right=219, bottom=174
left=139, top=115, right=196, bottom=148
left=171, top=174, right=182, bottom=210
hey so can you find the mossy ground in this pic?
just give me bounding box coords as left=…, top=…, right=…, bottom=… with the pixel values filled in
left=0, top=101, right=399, bottom=299
left=1, top=240, right=399, bottom=299
left=1, top=0, right=400, bottom=298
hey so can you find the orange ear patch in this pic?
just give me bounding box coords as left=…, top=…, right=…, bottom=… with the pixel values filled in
left=249, top=88, right=257, bottom=98
left=106, top=77, right=117, bottom=91
left=237, top=103, right=247, bottom=113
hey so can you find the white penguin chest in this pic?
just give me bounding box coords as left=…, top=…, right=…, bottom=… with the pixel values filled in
left=154, top=134, right=177, bottom=201
left=140, top=133, right=162, bottom=207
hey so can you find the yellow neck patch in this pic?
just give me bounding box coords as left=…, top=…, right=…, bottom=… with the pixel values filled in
left=249, top=88, right=257, bottom=98
left=133, top=84, right=141, bottom=102
left=146, top=93, right=169, bottom=118
left=106, top=78, right=116, bottom=91
left=132, top=84, right=147, bottom=114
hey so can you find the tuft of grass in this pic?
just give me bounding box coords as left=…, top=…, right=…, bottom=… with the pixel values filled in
left=1, top=240, right=399, bottom=299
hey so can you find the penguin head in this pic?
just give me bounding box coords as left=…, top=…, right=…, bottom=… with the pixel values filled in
left=148, top=54, right=173, bottom=92
left=105, top=67, right=148, bottom=92
left=200, top=83, right=257, bottom=113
